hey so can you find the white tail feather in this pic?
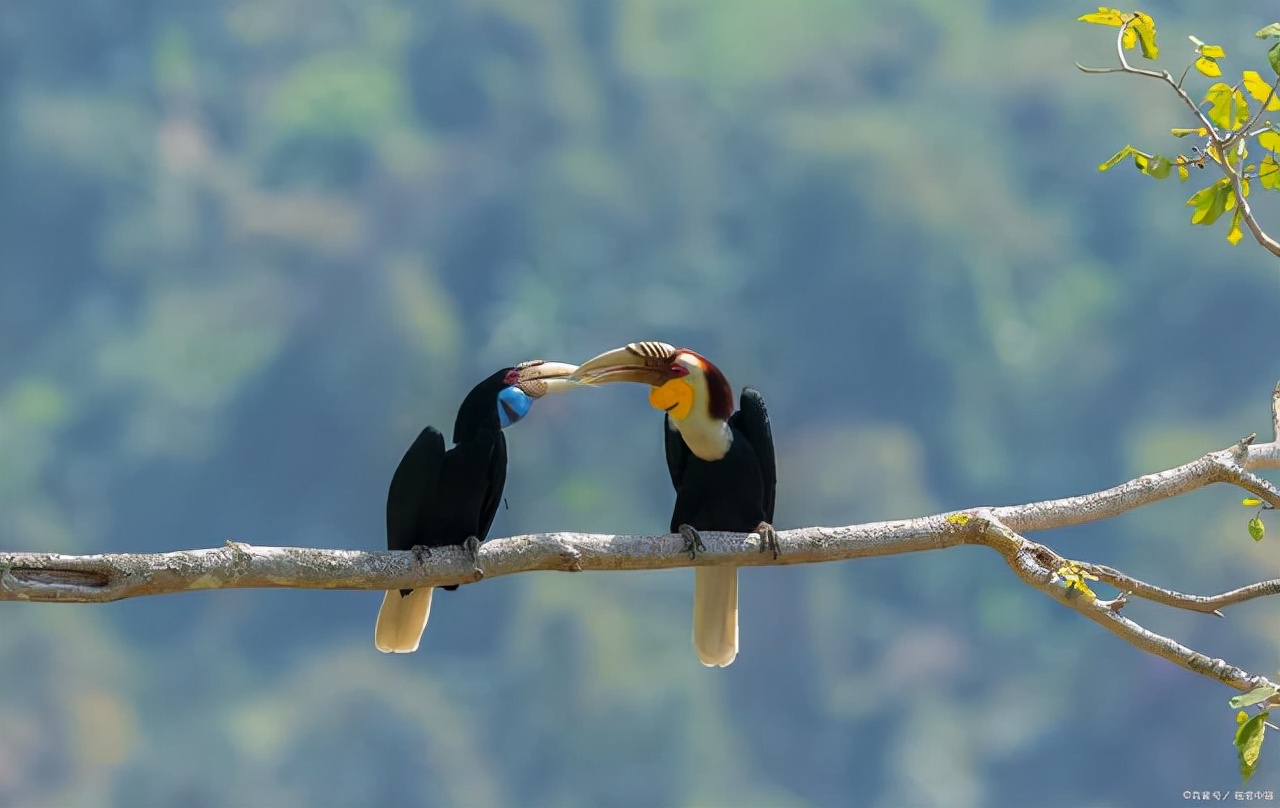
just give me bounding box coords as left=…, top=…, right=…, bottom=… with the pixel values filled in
left=693, top=567, right=738, bottom=667
left=374, top=587, right=434, bottom=653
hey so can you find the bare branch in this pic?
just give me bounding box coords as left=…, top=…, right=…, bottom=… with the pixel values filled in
left=3, top=409, right=1280, bottom=702
left=968, top=513, right=1280, bottom=700
left=1273, top=380, right=1280, bottom=443
left=1082, top=563, right=1280, bottom=615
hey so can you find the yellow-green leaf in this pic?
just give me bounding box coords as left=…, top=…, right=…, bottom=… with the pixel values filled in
left=1099, top=145, right=1140, bottom=171
left=1131, top=12, right=1158, bottom=59
left=1079, top=8, right=1124, bottom=26
left=1258, top=130, right=1280, bottom=153
left=1204, top=84, right=1246, bottom=129
left=1257, top=23, right=1280, bottom=39
left=1239, top=710, right=1250, bottom=725
left=1259, top=154, right=1280, bottom=189
left=1241, top=71, right=1280, bottom=111
left=1170, top=127, right=1208, bottom=138
left=1248, top=516, right=1265, bottom=541
left=1186, top=180, right=1231, bottom=225
left=1234, top=711, right=1268, bottom=784
left=1230, top=686, right=1279, bottom=709
left=1195, top=57, right=1222, bottom=77
left=1144, top=154, right=1173, bottom=178
left=1204, top=83, right=1250, bottom=130
left=1227, top=207, right=1244, bottom=244
left=1177, top=162, right=1190, bottom=181
left=1056, top=563, right=1099, bottom=599
left=946, top=513, right=971, bottom=526
left=1270, top=41, right=1280, bottom=77
left=1200, top=44, right=1226, bottom=59
left=1242, top=498, right=1264, bottom=506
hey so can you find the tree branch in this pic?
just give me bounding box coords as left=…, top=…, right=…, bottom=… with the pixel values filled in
left=1077, top=24, right=1280, bottom=258
left=966, top=513, right=1280, bottom=700
left=3, top=386, right=1279, bottom=703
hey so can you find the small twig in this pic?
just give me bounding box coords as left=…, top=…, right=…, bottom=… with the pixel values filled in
left=1082, top=564, right=1280, bottom=615
left=1240, top=76, right=1280, bottom=136
left=1075, top=63, right=1127, bottom=75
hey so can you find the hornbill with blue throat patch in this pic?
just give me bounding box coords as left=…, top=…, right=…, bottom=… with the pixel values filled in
left=375, top=359, right=579, bottom=654
left=570, top=342, right=778, bottom=667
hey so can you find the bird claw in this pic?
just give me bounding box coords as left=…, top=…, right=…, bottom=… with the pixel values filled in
left=463, top=535, right=484, bottom=579
left=755, top=521, right=780, bottom=560
left=678, top=524, right=705, bottom=560
left=411, top=545, right=433, bottom=565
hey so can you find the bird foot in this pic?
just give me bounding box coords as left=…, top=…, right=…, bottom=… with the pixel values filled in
left=755, top=521, right=781, bottom=560
left=410, top=544, right=433, bottom=565
left=678, top=524, right=705, bottom=560
left=463, top=535, right=484, bottom=579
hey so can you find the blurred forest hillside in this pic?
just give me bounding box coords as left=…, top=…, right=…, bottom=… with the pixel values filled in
left=0, top=1, right=1278, bottom=806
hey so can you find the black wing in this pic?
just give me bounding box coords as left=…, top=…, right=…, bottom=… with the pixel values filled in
left=730, top=387, right=776, bottom=522
left=663, top=414, right=690, bottom=492
left=475, top=431, right=508, bottom=542
left=386, top=426, right=446, bottom=552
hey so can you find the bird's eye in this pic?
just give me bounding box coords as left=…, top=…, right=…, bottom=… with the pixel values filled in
left=497, top=386, right=533, bottom=429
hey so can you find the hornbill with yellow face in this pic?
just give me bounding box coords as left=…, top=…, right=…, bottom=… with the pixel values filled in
left=375, top=359, right=579, bottom=654
left=570, top=342, right=777, bottom=667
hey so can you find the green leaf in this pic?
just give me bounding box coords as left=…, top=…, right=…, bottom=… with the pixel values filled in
left=1249, top=516, right=1265, bottom=541
left=1241, top=71, right=1280, bottom=111
left=1270, top=41, right=1280, bottom=77
left=1200, top=44, right=1226, bottom=59
left=1131, top=12, right=1158, bottom=59
left=1099, top=145, right=1140, bottom=171
left=1227, top=207, right=1245, bottom=244
left=1177, top=159, right=1190, bottom=181
left=1195, top=56, right=1222, bottom=77
left=1257, top=23, right=1280, bottom=39
left=1204, top=83, right=1250, bottom=130
left=1259, top=154, right=1280, bottom=190
left=1230, top=686, right=1279, bottom=709
left=1259, top=130, right=1280, bottom=153
left=1170, top=127, right=1207, bottom=138
left=1144, top=154, right=1173, bottom=178
left=1234, top=711, right=1268, bottom=784
left=1186, top=180, right=1231, bottom=225
left=1243, top=498, right=1265, bottom=506
left=1079, top=8, right=1125, bottom=26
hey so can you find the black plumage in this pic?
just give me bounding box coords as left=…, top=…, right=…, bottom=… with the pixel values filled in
left=664, top=387, right=776, bottom=536
left=375, top=369, right=512, bottom=653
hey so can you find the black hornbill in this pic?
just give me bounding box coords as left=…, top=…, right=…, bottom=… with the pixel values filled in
left=570, top=342, right=778, bottom=667
left=375, top=359, right=579, bottom=654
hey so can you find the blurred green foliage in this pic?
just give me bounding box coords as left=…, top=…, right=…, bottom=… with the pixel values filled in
left=0, top=1, right=1277, bottom=806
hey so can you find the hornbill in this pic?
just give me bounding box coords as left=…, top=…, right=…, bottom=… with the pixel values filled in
left=570, top=342, right=777, bottom=667
left=374, top=359, right=579, bottom=654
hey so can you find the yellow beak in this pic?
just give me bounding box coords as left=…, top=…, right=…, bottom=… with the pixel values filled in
left=568, top=342, right=683, bottom=387
left=513, top=360, right=581, bottom=398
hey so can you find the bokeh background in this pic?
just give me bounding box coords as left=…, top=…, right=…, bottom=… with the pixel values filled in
left=1, top=1, right=1278, bottom=806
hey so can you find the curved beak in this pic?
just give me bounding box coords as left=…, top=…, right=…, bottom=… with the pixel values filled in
left=513, top=360, right=581, bottom=398
left=568, top=342, right=682, bottom=387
